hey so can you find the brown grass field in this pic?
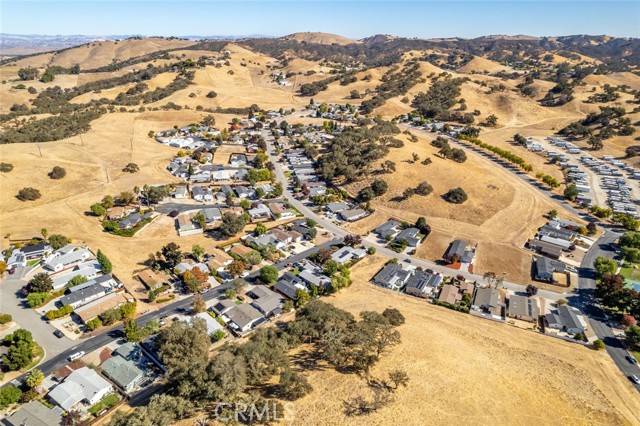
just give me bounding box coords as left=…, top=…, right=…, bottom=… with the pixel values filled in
left=286, top=255, right=640, bottom=426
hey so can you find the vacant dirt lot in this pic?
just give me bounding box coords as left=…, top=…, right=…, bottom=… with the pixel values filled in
left=287, top=256, right=640, bottom=426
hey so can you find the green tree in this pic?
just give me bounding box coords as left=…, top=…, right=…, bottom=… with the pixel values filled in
left=593, top=339, right=605, bottom=350
left=594, top=256, right=617, bottom=277
left=548, top=209, right=558, bottom=219
left=211, top=329, right=226, bottom=342
left=97, top=250, right=113, bottom=274
left=192, top=294, right=206, bottom=313
left=48, top=234, right=70, bottom=249
left=260, top=265, right=279, bottom=283
left=371, top=179, right=388, bottom=196
left=278, top=369, right=313, bottom=400
left=220, top=213, right=246, bottom=237
left=626, top=325, right=640, bottom=349
left=25, top=369, right=44, bottom=388
left=101, top=195, right=115, bottom=209
left=0, top=385, right=22, bottom=409
left=90, top=203, right=106, bottom=217
left=192, top=244, right=205, bottom=261
left=124, top=320, right=142, bottom=342
left=564, top=184, right=580, bottom=201
left=86, top=317, right=102, bottom=331
left=294, top=288, right=310, bottom=308
left=486, top=114, right=498, bottom=126
left=27, top=273, right=53, bottom=293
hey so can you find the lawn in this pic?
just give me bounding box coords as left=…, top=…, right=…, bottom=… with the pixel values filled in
left=88, top=393, right=120, bottom=416
left=24, top=344, right=45, bottom=371
left=632, top=351, right=640, bottom=362
left=619, top=266, right=640, bottom=291
left=26, top=259, right=40, bottom=266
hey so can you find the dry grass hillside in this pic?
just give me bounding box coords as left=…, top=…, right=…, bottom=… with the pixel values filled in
left=286, top=256, right=640, bottom=426
left=281, top=32, right=360, bottom=45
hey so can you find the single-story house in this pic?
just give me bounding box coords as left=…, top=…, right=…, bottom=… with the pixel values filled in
left=443, top=240, right=474, bottom=263
left=269, top=228, right=303, bottom=244
left=226, top=304, right=265, bottom=333
left=210, top=299, right=236, bottom=316
left=404, top=270, right=443, bottom=298
left=3, top=400, right=63, bottom=426
left=507, top=295, right=540, bottom=322
left=472, top=287, right=504, bottom=317
left=202, top=207, right=222, bottom=224
left=172, top=186, right=188, bottom=199
left=206, top=248, right=234, bottom=272
left=526, top=239, right=563, bottom=259
left=191, top=312, right=224, bottom=335
left=275, top=272, right=308, bottom=299
left=177, top=213, right=202, bottom=236
left=192, top=186, right=214, bottom=202
left=5, top=252, right=26, bottom=270
left=331, top=246, right=366, bottom=265
left=229, top=244, right=257, bottom=261
left=372, top=263, right=412, bottom=291
left=74, top=292, right=133, bottom=324
left=50, top=261, right=102, bottom=291
left=136, top=269, right=170, bottom=290
left=235, top=186, right=255, bottom=199
left=339, top=208, right=368, bottom=222
left=545, top=305, right=587, bottom=334
left=212, top=170, right=231, bottom=181
left=298, top=264, right=331, bottom=289
left=533, top=257, right=565, bottom=282
left=394, top=227, right=422, bottom=248
left=245, top=234, right=284, bottom=250
left=269, top=203, right=295, bottom=220
left=291, top=219, right=315, bottom=240
left=248, top=204, right=271, bottom=222
left=373, top=220, right=401, bottom=240
left=438, top=284, right=463, bottom=305
left=60, top=283, right=109, bottom=309
left=248, top=286, right=283, bottom=317
left=101, top=356, right=145, bottom=393
left=20, top=242, right=52, bottom=260
left=48, top=367, right=113, bottom=411
left=44, top=246, right=92, bottom=273
left=326, top=201, right=350, bottom=213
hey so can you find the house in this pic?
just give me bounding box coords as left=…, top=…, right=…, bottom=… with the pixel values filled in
left=226, top=304, right=265, bottom=333
left=546, top=305, right=587, bottom=334
left=136, top=269, right=170, bottom=291
left=248, top=286, right=283, bottom=317
left=298, top=264, right=331, bottom=289
left=48, top=367, right=113, bottom=411
left=372, top=263, right=411, bottom=291
left=326, top=202, right=350, bottom=213
left=119, top=213, right=143, bottom=230
left=291, top=219, right=315, bottom=240
left=269, top=203, right=295, bottom=219
left=235, top=186, right=255, bottom=199
left=248, top=204, right=271, bottom=222
left=114, top=342, right=139, bottom=361
left=438, top=284, right=463, bottom=305
left=190, top=170, right=211, bottom=183
left=206, top=248, right=234, bottom=272
left=210, top=299, right=236, bottom=316
left=339, top=208, right=368, bottom=222
left=443, top=240, right=474, bottom=263
left=394, top=227, right=422, bottom=248
left=254, top=184, right=274, bottom=196
left=202, top=207, right=222, bottom=224
left=229, top=154, right=248, bottom=167
left=331, top=246, right=366, bottom=265
left=245, top=234, right=284, bottom=250
left=51, top=261, right=102, bottom=291
left=5, top=252, right=26, bottom=270
left=172, top=186, right=188, bottom=199
left=269, top=228, right=302, bottom=244
left=75, top=292, right=133, bottom=324
left=191, top=186, right=214, bottom=202
left=404, top=270, right=443, bottom=298
left=177, top=213, right=202, bottom=236
left=20, top=242, right=52, bottom=260
left=507, top=295, right=540, bottom=322
left=373, top=220, right=401, bottom=240
left=275, top=272, right=308, bottom=299
left=62, top=275, right=123, bottom=310
left=472, top=287, right=504, bottom=317
left=533, top=257, right=565, bottom=282
left=526, top=239, right=563, bottom=259
left=101, top=356, right=145, bottom=393
left=3, top=400, right=63, bottom=426
left=538, top=225, right=576, bottom=241
left=106, top=206, right=127, bottom=221
left=191, top=312, right=224, bottom=335
left=44, top=246, right=91, bottom=272
left=229, top=244, right=257, bottom=261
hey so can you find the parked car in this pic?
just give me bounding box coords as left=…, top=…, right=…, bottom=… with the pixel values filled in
left=68, top=351, right=85, bottom=361
left=630, top=375, right=640, bottom=385
left=169, top=210, right=179, bottom=218
left=626, top=355, right=638, bottom=365
left=53, top=330, right=64, bottom=338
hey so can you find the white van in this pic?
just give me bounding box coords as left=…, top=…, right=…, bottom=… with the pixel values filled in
left=68, top=351, right=85, bottom=362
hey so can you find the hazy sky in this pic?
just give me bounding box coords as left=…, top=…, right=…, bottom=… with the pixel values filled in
left=2, top=1, right=639, bottom=39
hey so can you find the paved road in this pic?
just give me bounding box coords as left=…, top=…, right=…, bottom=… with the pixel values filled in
left=578, top=229, right=640, bottom=391
left=0, top=277, right=77, bottom=358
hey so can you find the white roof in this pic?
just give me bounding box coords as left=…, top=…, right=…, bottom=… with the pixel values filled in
left=48, top=367, right=111, bottom=411
left=191, top=312, right=224, bottom=335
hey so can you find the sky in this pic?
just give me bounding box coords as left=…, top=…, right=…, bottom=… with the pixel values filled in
left=1, top=0, right=639, bottom=39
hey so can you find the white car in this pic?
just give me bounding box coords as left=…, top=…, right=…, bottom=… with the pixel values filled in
left=630, top=375, right=640, bottom=385
left=68, top=351, right=85, bottom=362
